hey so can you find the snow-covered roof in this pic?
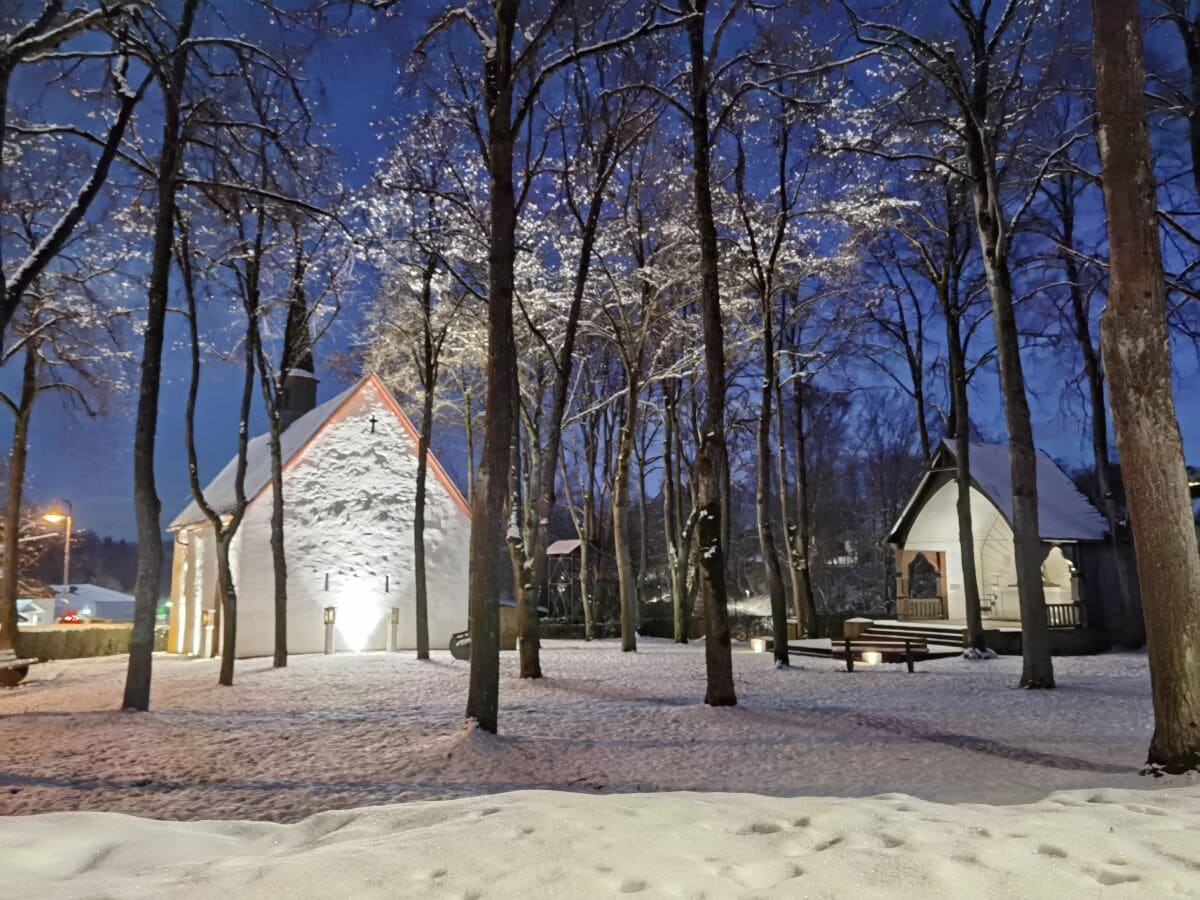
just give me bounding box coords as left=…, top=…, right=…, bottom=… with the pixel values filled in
left=52, top=584, right=135, bottom=621
left=890, top=441, right=1109, bottom=543
left=547, top=539, right=582, bottom=556
left=169, top=379, right=361, bottom=530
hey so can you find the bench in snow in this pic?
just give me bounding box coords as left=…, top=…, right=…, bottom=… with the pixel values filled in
left=836, top=636, right=927, bottom=673
left=0, top=650, right=38, bottom=687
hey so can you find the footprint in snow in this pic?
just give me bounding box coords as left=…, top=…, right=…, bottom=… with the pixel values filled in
left=1095, top=870, right=1140, bottom=886
left=1036, top=845, right=1068, bottom=859
left=741, top=821, right=783, bottom=836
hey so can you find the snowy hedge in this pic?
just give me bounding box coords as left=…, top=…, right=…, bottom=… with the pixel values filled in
left=15, top=624, right=167, bottom=660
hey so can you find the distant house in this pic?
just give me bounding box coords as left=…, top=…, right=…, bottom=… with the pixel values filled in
left=166, top=373, right=471, bottom=658
left=886, top=441, right=1142, bottom=649
left=50, top=584, right=136, bottom=622
left=16, top=579, right=56, bottom=625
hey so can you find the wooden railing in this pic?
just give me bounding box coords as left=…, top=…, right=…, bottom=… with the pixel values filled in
left=898, top=597, right=946, bottom=620
left=1045, top=602, right=1085, bottom=629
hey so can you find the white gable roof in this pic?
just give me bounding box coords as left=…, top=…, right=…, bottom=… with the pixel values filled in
left=170, top=378, right=361, bottom=530
left=889, top=441, right=1109, bottom=544
left=959, top=442, right=1108, bottom=541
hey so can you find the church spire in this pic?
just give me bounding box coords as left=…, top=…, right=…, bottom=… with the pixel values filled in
left=279, top=252, right=318, bottom=430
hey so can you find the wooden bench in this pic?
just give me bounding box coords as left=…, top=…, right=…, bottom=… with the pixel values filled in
left=0, top=650, right=39, bottom=687
left=449, top=629, right=470, bottom=661
left=836, top=637, right=927, bottom=673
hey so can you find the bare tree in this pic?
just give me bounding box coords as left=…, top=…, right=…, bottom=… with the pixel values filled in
left=414, top=0, right=687, bottom=731
left=844, top=1, right=1075, bottom=687
left=0, top=2, right=147, bottom=343
left=1092, top=0, right=1200, bottom=774
left=122, top=0, right=201, bottom=711
left=681, top=0, right=735, bottom=705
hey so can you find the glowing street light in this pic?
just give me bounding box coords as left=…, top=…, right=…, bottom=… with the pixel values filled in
left=42, top=500, right=73, bottom=616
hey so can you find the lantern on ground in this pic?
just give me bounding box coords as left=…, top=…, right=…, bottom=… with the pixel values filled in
left=386, top=607, right=400, bottom=653
left=324, top=606, right=336, bottom=654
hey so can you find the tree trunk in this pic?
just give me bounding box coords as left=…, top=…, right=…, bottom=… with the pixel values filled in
left=261, top=373, right=287, bottom=668
left=636, top=445, right=649, bottom=620
left=414, top=254, right=439, bottom=662
left=466, top=1, right=519, bottom=733
left=123, top=0, right=198, bottom=711
left=977, top=246, right=1053, bottom=687
left=945, top=326, right=984, bottom=657
left=1093, top=0, right=1200, bottom=773
left=506, top=385, right=543, bottom=678
left=963, top=118, right=1053, bottom=686
left=521, top=178, right=608, bottom=673
left=216, top=539, right=237, bottom=686
left=945, top=309, right=986, bottom=651
left=580, top=490, right=594, bottom=639
left=1059, top=180, right=1136, bottom=642
left=686, top=0, right=735, bottom=706
left=0, top=347, right=38, bottom=654
left=662, top=379, right=688, bottom=642
left=791, top=373, right=818, bottom=638
left=462, top=387, right=476, bottom=504
left=613, top=383, right=639, bottom=652
left=414, top=360, right=435, bottom=662
left=757, top=295, right=788, bottom=666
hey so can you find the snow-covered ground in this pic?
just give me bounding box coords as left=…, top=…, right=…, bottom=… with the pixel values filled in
left=6, top=785, right=1200, bottom=898
left=0, top=640, right=1188, bottom=822
left=5, top=640, right=1200, bottom=896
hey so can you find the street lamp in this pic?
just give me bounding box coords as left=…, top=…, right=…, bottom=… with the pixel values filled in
left=42, top=499, right=73, bottom=616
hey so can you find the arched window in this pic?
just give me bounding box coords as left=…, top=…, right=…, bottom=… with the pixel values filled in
left=907, top=552, right=941, bottom=599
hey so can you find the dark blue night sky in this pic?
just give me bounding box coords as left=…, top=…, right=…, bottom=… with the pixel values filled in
left=13, top=6, right=1200, bottom=541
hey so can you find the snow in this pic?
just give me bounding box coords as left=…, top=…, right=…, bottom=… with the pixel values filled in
left=6, top=785, right=1200, bottom=898
left=170, top=380, right=358, bottom=529
left=952, top=442, right=1110, bottom=541
left=4, top=640, right=1199, bottom=895
left=0, top=640, right=1187, bottom=824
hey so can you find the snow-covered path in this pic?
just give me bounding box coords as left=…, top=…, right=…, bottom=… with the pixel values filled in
left=0, top=640, right=1186, bottom=822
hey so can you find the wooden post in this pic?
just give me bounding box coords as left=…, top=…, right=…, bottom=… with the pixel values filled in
left=905, top=640, right=914, bottom=674
left=844, top=637, right=853, bottom=673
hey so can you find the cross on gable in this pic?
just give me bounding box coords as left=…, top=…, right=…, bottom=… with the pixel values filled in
left=369, top=413, right=378, bottom=433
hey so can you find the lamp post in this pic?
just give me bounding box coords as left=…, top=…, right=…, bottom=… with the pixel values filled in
left=42, top=499, right=73, bottom=617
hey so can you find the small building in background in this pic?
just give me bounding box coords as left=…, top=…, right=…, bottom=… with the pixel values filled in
left=49, top=584, right=136, bottom=622
left=886, top=441, right=1143, bottom=651
left=16, top=578, right=56, bottom=625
